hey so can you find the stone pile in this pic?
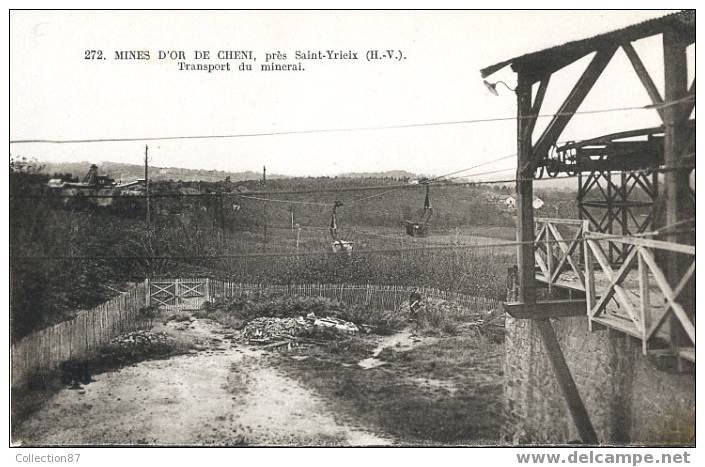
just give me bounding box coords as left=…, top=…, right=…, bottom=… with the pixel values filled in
left=242, top=317, right=310, bottom=342
left=242, top=313, right=359, bottom=345
left=111, top=330, right=172, bottom=347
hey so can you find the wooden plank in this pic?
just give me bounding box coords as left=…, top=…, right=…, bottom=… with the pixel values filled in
left=585, top=232, right=695, bottom=255
left=503, top=300, right=587, bottom=319
left=637, top=250, right=651, bottom=354
left=535, top=250, right=550, bottom=280
left=534, top=319, right=598, bottom=444
left=545, top=225, right=553, bottom=293
left=516, top=73, right=537, bottom=305
left=536, top=274, right=586, bottom=292
left=591, top=315, right=641, bottom=338
left=536, top=217, right=586, bottom=226
left=524, top=76, right=550, bottom=140
left=678, top=347, right=695, bottom=363
left=663, top=26, right=694, bottom=367
left=621, top=41, right=665, bottom=121
left=584, top=237, right=597, bottom=331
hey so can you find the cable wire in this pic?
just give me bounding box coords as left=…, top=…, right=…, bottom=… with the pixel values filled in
left=9, top=96, right=693, bottom=145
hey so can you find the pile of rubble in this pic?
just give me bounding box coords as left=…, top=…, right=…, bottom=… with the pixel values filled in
left=110, top=330, right=173, bottom=347
left=242, top=312, right=359, bottom=345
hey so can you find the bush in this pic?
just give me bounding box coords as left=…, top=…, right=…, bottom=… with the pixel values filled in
left=138, top=304, right=160, bottom=327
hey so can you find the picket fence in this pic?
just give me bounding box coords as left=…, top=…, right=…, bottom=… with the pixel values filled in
left=11, top=279, right=500, bottom=388
left=208, top=280, right=501, bottom=314
left=11, top=282, right=147, bottom=388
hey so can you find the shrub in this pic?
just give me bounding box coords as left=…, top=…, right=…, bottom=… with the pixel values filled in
left=138, top=304, right=160, bottom=327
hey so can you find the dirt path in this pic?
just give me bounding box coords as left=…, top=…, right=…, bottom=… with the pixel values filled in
left=358, top=328, right=436, bottom=369
left=13, top=319, right=392, bottom=446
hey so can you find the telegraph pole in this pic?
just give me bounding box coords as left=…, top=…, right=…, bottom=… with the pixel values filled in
left=219, top=192, right=225, bottom=248
left=262, top=165, right=267, bottom=252
left=145, top=145, right=151, bottom=226
left=295, top=224, right=301, bottom=251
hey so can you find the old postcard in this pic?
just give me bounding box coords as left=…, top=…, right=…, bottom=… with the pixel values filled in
left=7, top=7, right=696, bottom=458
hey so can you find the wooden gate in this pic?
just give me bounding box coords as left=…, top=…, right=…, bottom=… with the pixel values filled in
left=147, top=278, right=210, bottom=311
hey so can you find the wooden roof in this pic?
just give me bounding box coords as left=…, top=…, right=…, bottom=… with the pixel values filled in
left=480, top=11, right=694, bottom=80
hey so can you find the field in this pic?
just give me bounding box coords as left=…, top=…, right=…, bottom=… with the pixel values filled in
left=11, top=162, right=566, bottom=446
left=275, top=330, right=504, bottom=445
left=10, top=164, right=530, bottom=340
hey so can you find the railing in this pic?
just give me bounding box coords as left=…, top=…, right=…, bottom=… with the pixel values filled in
left=534, top=218, right=590, bottom=291
left=11, top=283, right=147, bottom=387
left=583, top=231, right=695, bottom=359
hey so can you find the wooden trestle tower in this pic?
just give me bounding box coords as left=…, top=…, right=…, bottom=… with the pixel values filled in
left=481, top=11, right=695, bottom=444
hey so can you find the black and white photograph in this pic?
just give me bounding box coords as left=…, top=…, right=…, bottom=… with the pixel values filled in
left=6, top=5, right=697, bottom=458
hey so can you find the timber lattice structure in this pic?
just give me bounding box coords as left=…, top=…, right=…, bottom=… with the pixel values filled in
left=483, top=10, right=695, bottom=444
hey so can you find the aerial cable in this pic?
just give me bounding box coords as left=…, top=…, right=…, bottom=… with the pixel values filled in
left=9, top=96, right=693, bottom=145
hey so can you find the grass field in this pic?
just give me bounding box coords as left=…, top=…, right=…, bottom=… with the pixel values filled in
left=275, top=330, right=505, bottom=445
left=230, top=224, right=516, bottom=254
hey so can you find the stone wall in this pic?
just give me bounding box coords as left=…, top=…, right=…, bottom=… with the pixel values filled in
left=502, top=315, right=694, bottom=445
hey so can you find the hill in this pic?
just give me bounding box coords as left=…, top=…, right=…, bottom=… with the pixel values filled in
left=337, top=170, right=418, bottom=180
left=39, top=161, right=426, bottom=184
left=39, top=161, right=288, bottom=183
left=220, top=176, right=517, bottom=230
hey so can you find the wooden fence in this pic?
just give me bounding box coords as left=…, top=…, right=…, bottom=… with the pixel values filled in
left=11, top=282, right=147, bottom=388
left=11, top=279, right=500, bottom=388
left=207, top=280, right=501, bottom=314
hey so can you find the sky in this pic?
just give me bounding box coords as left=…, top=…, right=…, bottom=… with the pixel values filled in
left=9, top=10, right=692, bottom=178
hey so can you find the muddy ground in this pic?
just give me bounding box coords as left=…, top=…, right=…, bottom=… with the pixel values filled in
left=12, top=317, right=503, bottom=446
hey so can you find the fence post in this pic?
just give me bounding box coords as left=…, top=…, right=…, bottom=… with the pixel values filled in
left=205, top=278, right=211, bottom=302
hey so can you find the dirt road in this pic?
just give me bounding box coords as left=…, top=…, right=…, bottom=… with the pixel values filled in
left=12, top=319, right=392, bottom=446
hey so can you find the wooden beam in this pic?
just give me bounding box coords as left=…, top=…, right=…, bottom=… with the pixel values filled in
left=663, top=27, right=692, bottom=247
left=527, top=47, right=617, bottom=173
left=516, top=73, right=537, bottom=305
left=584, top=232, right=695, bottom=255
left=504, top=300, right=587, bottom=319
left=682, top=79, right=695, bottom=120
left=524, top=76, right=551, bottom=141
left=536, top=217, right=585, bottom=226
left=534, top=319, right=599, bottom=444
left=622, top=41, right=665, bottom=121
left=516, top=71, right=597, bottom=446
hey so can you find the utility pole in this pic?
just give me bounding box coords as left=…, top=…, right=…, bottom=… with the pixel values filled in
left=295, top=223, right=301, bottom=251
left=145, top=145, right=151, bottom=226
left=219, top=192, right=225, bottom=248
left=262, top=165, right=267, bottom=252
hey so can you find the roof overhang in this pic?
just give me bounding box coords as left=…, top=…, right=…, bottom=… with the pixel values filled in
left=481, top=11, right=695, bottom=81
